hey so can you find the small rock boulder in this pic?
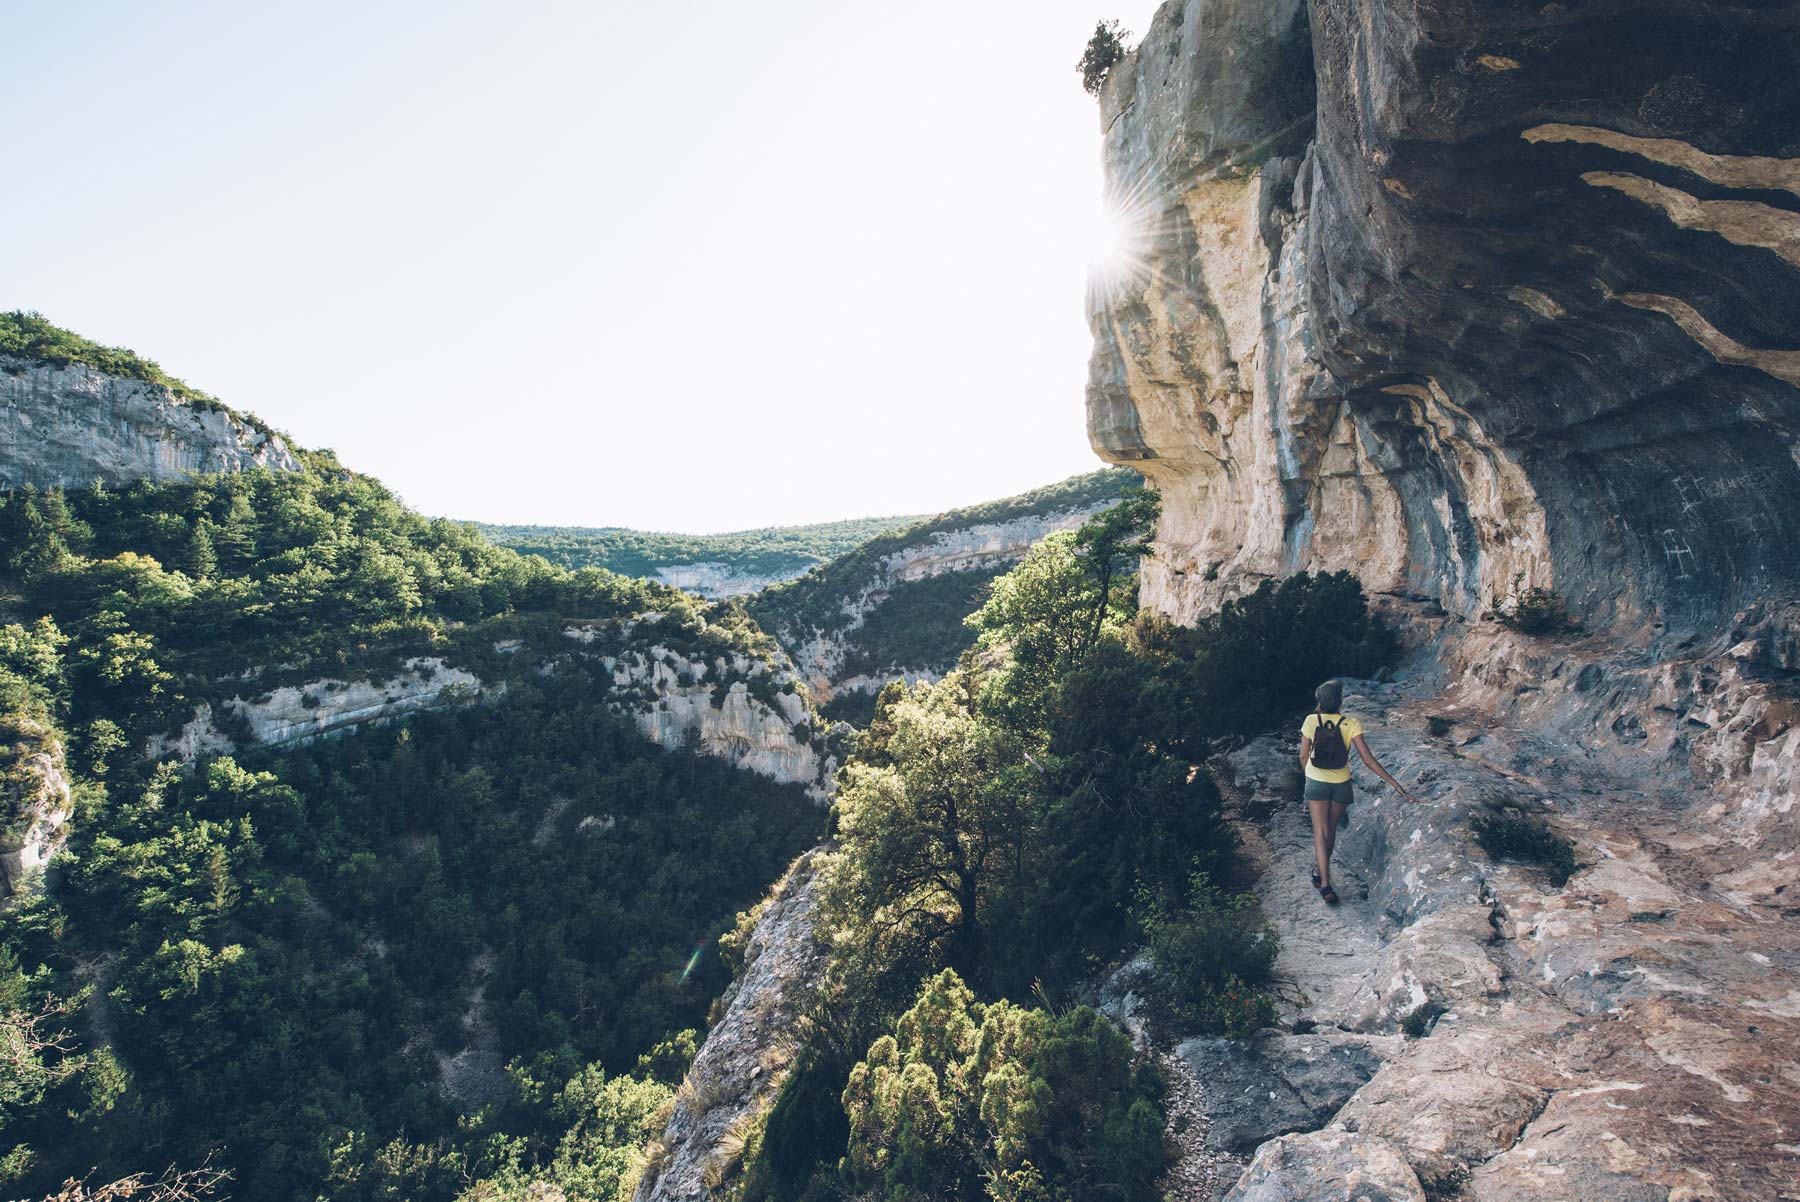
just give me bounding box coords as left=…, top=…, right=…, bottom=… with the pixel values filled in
left=1223, top=1130, right=1425, bottom=1202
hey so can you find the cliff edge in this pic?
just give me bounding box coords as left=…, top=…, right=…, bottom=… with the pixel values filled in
left=1087, top=3, right=1800, bottom=1199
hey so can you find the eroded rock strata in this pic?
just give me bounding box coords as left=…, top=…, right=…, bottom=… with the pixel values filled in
left=1089, top=0, right=1800, bottom=637
left=1082, top=4, right=1800, bottom=1196
left=0, top=359, right=301, bottom=489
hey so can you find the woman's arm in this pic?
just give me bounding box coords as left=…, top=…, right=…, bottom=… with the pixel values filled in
left=1299, top=736, right=1313, bottom=770
left=1353, top=736, right=1414, bottom=801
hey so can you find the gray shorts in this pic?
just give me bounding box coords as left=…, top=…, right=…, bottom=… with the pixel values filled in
left=1303, top=777, right=1354, bottom=805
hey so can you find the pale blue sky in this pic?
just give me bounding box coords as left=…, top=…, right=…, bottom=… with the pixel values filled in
left=7, top=1, right=1162, bottom=531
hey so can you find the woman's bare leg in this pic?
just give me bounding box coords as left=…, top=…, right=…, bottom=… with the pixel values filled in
left=1309, top=799, right=1334, bottom=887
left=1326, top=801, right=1347, bottom=863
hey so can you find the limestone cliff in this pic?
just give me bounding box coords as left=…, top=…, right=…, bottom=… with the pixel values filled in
left=651, top=562, right=808, bottom=599
left=770, top=504, right=1114, bottom=698
left=1085, top=4, right=1800, bottom=1199
left=567, top=623, right=833, bottom=799
left=633, top=850, right=826, bottom=1202
left=0, top=723, right=71, bottom=900
left=146, top=658, right=492, bottom=760
left=0, top=358, right=302, bottom=489
left=1088, top=0, right=1800, bottom=639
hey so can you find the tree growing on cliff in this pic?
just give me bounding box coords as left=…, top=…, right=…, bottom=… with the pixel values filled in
left=840, top=968, right=1163, bottom=1202
left=1078, top=20, right=1129, bottom=96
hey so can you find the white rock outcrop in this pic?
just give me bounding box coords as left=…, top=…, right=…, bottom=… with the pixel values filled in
left=652, top=562, right=810, bottom=599
left=1, top=733, right=71, bottom=899
left=576, top=631, right=830, bottom=799
left=633, top=850, right=826, bottom=1202
left=787, top=506, right=1108, bottom=696
left=0, top=359, right=302, bottom=489
left=148, top=658, right=489, bottom=758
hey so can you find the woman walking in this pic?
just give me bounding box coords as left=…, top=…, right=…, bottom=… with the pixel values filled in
left=1299, top=679, right=1413, bottom=905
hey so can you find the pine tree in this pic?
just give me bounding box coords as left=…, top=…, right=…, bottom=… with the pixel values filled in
left=185, top=520, right=218, bottom=580
left=214, top=494, right=257, bottom=568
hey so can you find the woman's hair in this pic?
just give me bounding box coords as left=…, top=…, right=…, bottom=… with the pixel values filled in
left=1315, top=679, right=1344, bottom=712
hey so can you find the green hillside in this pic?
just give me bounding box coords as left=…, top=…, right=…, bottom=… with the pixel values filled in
left=749, top=468, right=1138, bottom=644
left=477, top=514, right=924, bottom=581
left=0, top=325, right=822, bottom=1202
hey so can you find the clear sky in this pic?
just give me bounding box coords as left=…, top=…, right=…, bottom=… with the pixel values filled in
left=7, top=0, right=1163, bottom=532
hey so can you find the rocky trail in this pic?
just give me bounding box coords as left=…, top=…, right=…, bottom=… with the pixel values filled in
left=1135, top=641, right=1800, bottom=1202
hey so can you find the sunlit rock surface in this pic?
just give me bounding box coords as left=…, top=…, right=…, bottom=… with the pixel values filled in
left=0, top=359, right=301, bottom=489
left=1088, top=0, right=1800, bottom=637
left=1084, top=2, right=1800, bottom=1199
left=633, top=850, right=825, bottom=1202
left=147, top=658, right=490, bottom=759
left=575, top=631, right=832, bottom=799
left=651, top=562, right=809, bottom=599
left=0, top=727, right=71, bottom=899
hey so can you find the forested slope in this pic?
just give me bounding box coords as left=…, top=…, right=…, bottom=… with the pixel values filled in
left=0, top=325, right=827, bottom=1202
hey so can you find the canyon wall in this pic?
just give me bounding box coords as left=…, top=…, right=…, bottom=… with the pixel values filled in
left=1083, top=3, right=1800, bottom=1198
left=567, top=625, right=833, bottom=799
left=651, top=562, right=809, bottom=599
left=0, top=725, right=70, bottom=900
left=0, top=359, right=302, bottom=489
left=145, top=658, right=491, bottom=760
left=1087, top=0, right=1800, bottom=639
left=781, top=505, right=1109, bottom=696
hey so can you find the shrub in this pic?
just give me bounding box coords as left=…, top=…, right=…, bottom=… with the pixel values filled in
left=1471, top=810, right=1579, bottom=886
left=1136, top=871, right=1280, bottom=1038
left=1488, top=572, right=1569, bottom=635
left=841, top=969, right=1163, bottom=1202
left=1399, top=1001, right=1446, bottom=1039
left=1078, top=20, right=1130, bottom=96
left=1427, top=715, right=1455, bottom=738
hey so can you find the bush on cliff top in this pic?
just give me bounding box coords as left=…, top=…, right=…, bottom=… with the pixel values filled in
left=1, top=310, right=234, bottom=417
left=1078, top=20, right=1129, bottom=96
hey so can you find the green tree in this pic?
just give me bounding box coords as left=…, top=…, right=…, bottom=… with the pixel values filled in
left=841, top=968, right=1162, bottom=1202
left=183, top=520, right=217, bottom=581
left=827, top=678, right=1030, bottom=986
left=1077, top=20, right=1129, bottom=97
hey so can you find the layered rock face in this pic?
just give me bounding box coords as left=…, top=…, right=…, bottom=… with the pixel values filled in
left=784, top=506, right=1108, bottom=696
left=146, top=658, right=491, bottom=760
left=651, top=562, right=809, bottom=599
left=570, top=627, right=833, bottom=799
left=0, top=727, right=71, bottom=899
left=0, top=359, right=302, bottom=489
left=633, top=850, right=826, bottom=1202
left=1088, top=0, right=1800, bottom=637
left=1086, top=4, right=1800, bottom=1199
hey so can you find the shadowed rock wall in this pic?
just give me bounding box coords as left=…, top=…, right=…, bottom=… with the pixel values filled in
left=1088, top=0, right=1800, bottom=638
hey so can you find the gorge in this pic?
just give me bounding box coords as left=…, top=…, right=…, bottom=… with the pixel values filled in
left=6, top=2, right=1800, bottom=1201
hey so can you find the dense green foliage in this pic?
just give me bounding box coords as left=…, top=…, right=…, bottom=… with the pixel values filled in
left=733, top=495, right=1391, bottom=1199
left=839, top=970, right=1163, bottom=1202
left=1078, top=20, right=1129, bottom=96
left=748, top=469, right=1137, bottom=643
left=477, top=515, right=923, bottom=584
left=1, top=312, right=237, bottom=420
left=835, top=567, right=1004, bottom=682
left=1135, top=873, right=1279, bottom=1037
left=0, top=465, right=823, bottom=1202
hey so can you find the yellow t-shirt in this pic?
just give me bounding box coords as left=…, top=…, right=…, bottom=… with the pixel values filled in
left=1301, top=712, right=1363, bottom=783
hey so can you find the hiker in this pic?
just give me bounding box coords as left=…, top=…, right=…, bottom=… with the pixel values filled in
left=1299, top=679, right=1413, bottom=905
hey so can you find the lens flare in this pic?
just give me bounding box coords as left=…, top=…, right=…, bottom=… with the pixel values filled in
left=678, top=943, right=705, bottom=985
left=1085, top=171, right=1171, bottom=302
